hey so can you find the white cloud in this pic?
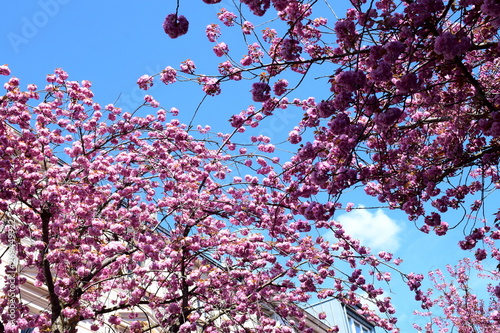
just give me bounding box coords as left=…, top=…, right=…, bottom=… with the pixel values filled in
left=335, top=208, right=402, bottom=253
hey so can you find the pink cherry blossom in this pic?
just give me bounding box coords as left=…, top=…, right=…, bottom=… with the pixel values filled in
left=272, top=0, right=289, bottom=11
left=217, top=8, right=237, bottom=26
left=205, top=23, right=221, bottom=42
left=251, top=82, right=271, bottom=102
left=279, top=38, right=302, bottom=61
left=137, top=74, right=154, bottom=90
left=163, top=13, right=189, bottom=39
left=273, top=79, right=288, bottom=96
left=0, top=64, right=10, bottom=76
left=213, top=42, right=229, bottom=57
left=200, top=76, right=221, bottom=95
left=180, top=59, right=196, bottom=74
left=434, top=32, right=471, bottom=60
left=160, top=66, right=177, bottom=85
left=241, top=0, right=270, bottom=16
left=242, top=21, right=254, bottom=34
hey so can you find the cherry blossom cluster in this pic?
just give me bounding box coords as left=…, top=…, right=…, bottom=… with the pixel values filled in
left=415, top=258, right=500, bottom=332
left=163, top=13, right=189, bottom=39
left=217, top=8, right=237, bottom=26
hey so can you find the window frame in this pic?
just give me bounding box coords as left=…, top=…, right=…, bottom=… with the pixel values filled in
left=343, top=304, right=375, bottom=333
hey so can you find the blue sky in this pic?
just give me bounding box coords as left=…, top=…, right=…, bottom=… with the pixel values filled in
left=1, top=1, right=229, bottom=123
left=1, top=1, right=498, bottom=332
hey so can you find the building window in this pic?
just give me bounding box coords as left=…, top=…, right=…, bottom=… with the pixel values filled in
left=21, top=329, right=35, bottom=333
left=347, top=315, right=373, bottom=333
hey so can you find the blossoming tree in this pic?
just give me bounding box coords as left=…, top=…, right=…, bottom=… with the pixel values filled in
left=1, top=0, right=500, bottom=332
left=0, top=66, right=402, bottom=332
left=157, top=0, right=500, bottom=330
